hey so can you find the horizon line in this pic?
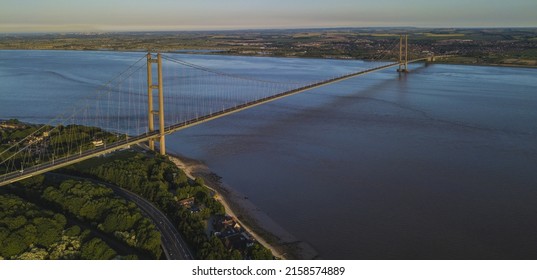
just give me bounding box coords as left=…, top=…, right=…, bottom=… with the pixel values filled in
left=1, top=25, right=537, bottom=35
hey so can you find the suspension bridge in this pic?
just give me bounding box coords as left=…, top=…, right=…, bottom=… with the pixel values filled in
left=0, top=35, right=433, bottom=187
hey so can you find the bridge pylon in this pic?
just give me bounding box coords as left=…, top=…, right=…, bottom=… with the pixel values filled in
left=147, top=53, right=166, bottom=155
left=397, top=34, right=409, bottom=73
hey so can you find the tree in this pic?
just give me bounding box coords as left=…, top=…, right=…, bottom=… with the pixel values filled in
left=19, top=224, right=37, bottom=245
left=0, top=234, right=27, bottom=258
left=80, top=238, right=116, bottom=260
left=194, top=177, right=205, bottom=187
left=65, top=226, right=81, bottom=237
left=231, top=250, right=243, bottom=260
left=33, top=217, right=62, bottom=247
left=250, top=244, right=273, bottom=260
left=17, top=175, right=45, bottom=188
left=3, top=215, right=27, bottom=230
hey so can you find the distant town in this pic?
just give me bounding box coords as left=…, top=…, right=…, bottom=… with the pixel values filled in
left=1, top=27, right=536, bottom=67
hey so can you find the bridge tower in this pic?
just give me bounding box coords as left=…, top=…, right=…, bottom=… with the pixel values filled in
left=397, top=34, right=409, bottom=73
left=146, top=53, right=166, bottom=155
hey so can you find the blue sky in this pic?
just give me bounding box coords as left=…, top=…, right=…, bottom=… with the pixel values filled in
left=1, top=0, right=536, bottom=32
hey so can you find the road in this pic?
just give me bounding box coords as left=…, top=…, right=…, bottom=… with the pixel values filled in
left=110, top=185, right=194, bottom=260
left=51, top=173, right=193, bottom=260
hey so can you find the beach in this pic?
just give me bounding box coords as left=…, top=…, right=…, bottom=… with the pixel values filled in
left=167, top=152, right=319, bottom=260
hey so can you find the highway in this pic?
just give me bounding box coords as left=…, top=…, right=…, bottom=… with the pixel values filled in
left=110, top=185, right=194, bottom=260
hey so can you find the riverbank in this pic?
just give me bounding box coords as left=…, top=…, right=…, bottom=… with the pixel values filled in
left=430, top=61, right=537, bottom=69
left=166, top=151, right=319, bottom=260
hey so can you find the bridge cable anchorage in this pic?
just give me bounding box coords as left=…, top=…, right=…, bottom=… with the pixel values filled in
left=1, top=41, right=429, bottom=187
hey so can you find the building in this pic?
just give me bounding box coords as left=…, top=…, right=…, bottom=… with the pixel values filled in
left=177, top=197, right=195, bottom=208
left=92, top=140, right=104, bottom=147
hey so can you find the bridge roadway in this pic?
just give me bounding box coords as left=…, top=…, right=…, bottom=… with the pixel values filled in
left=0, top=59, right=427, bottom=187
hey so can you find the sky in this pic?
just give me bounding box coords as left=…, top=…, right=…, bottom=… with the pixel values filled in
left=1, top=0, right=536, bottom=33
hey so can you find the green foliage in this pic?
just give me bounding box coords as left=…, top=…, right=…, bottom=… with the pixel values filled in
left=0, top=194, right=60, bottom=258
left=0, top=193, right=114, bottom=260
left=198, top=236, right=231, bottom=260
left=0, top=170, right=166, bottom=259
left=65, top=226, right=81, bottom=237
left=19, top=224, right=38, bottom=245
left=41, top=179, right=162, bottom=258
left=101, top=210, right=141, bottom=233
left=176, top=185, right=224, bottom=216
left=9, top=127, right=38, bottom=141
left=69, top=150, right=270, bottom=260
left=0, top=235, right=28, bottom=257
left=2, top=215, right=27, bottom=230
left=47, top=235, right=82, bottom=260
left=70, top=153, right=186, bottom=221
left=80, top=238, right=117, bottom=260
left=76, top=151, right=230, bottom=258
left=165, top=167, right=188, bottom=188
left=194, top=177, right=205, bottom=187
left=249, top=243, right=273, bottom=260
left=16, top=175, right=45, bottom=188
left=33, top=217, right=63, bottom=247
left=231, top=250, right=243, bottom=260
left=16, top=248, right=48, bottom=260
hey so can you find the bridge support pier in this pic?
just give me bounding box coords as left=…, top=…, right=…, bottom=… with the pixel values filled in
left=147, top=53, right=166, bottom=155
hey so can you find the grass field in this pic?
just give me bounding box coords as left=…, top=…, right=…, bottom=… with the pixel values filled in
left=423, top=33, right=465, bottom=37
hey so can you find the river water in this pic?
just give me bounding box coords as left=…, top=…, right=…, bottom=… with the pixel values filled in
left=1, top=50, right=537, bottom=259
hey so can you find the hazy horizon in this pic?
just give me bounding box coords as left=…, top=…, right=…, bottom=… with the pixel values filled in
left=2, top=25, right=537, bottom=35
left=1, top=0, right=536, bottom=33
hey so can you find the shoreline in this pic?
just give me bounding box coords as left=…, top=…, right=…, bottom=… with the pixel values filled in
left=166, top=151, right=319, bottom=260
left=1, top=49, right=535, bottom=69
left=429, top=60, right=537, bottom=69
